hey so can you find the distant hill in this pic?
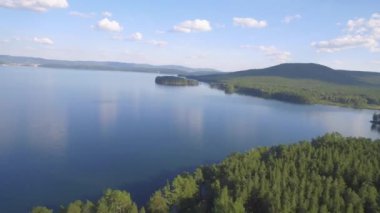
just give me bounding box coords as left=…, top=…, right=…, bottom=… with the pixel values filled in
left=190, top=63, right=380, bottom=109
left=0, top=55, right=220, bottom=75
left=195, top=63, right=380, bottom=87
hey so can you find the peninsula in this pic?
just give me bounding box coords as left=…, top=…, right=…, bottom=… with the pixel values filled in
left=189, top=63, right=380, bottom=109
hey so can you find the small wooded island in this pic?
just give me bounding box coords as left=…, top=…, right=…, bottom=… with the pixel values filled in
left=155, top=76, right=199, bottom=86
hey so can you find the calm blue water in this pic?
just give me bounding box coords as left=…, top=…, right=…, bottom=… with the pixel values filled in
left=0, top=66, right=378, bottom=212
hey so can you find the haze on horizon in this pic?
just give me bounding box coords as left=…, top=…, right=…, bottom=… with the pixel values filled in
left=0, top=0, right=379, bottom=72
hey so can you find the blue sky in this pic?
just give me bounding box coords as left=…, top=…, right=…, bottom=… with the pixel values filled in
left=0, top=0, right=379, bottom=71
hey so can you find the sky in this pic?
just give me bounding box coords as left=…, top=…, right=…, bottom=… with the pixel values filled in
left=0, top=0, right=379, bottom=72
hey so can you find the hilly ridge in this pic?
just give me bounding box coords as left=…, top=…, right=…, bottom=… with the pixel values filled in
left=194, top=63, right=380, bottom=87
left=2, top=54, right=380, bottom=109
left=0, top=55, right=219, bottom=75
left=190, top=63, right=380, bottom=109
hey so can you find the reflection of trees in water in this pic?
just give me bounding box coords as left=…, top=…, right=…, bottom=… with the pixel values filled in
left=371, top=124, right=380, bottom=133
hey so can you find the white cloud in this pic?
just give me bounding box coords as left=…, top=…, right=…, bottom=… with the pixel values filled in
left=0, top=0, right=68, bottom=12
left=311, top=35, right=378, bottom=52
left=33, top=37, right=54, bottom=45
left=282, top=14, right=301, bottom=24
left=111, top=32, right=143, bottom=41
left=173, top=19, right=212, bottom=33
left=69, top=11, right=95, bottom=18
left=312, top=13, right=380, bottom=53
left=96, top=18, right=123, bottom=32
left=347, top=18, right=367, bottom=33
left=146, top=40, right=168, bottom=47
left=259, top=46, right=291, bottom=63
left=128, top=32, right=143, bottom=41
left=102, top=11, right=112, bottom=17
left=233, top=17, right=267, bottom=28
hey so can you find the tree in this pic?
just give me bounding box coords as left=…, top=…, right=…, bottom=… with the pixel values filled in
left=139, top=207, right=146, bottom=213
left=82, top=201, right=95, bottom=213
left=213, top=187, right=244, bottom=213
left=147, top=191, right=169, bottom=213
left=31, top=134, right=380, bottom=213
left=31, top=206, right=52, bottom=213
left=67, top=201, right=82, bottom=213
left=96, top=189, right=138, bottom=213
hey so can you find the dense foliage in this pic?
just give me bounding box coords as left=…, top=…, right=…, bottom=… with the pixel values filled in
left=192, top=63, right=380, bottom=109
left=155, top=76, right=199, bottom=86
left=32, top=189, right=140, bottom=213
left=373, top=113, right=380, bottom=124
left=32, top=133, right=380, bottom=212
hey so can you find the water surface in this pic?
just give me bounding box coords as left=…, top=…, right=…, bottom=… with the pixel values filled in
left=0, top=67, right=378, bottom=212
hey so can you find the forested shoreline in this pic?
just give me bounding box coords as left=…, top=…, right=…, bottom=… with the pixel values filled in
left=190, top=63, right=380, bottom=109
left=33, top=133, right=380, bottom=213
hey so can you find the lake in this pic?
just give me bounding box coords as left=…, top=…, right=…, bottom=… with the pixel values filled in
left=0, top=66, right=378, bottom=212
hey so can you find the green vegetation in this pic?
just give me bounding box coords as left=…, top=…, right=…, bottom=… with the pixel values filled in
left=155, top=76, right=199, bottom=86
left=32, top=189, right=139, bottom=213
left=191, top=63, right=380, bottom=109
left=31, top=206, right=53, bottom=213
left=32, top=133, right=380, bottom=212
left=372, top=113, right=380, bottom=124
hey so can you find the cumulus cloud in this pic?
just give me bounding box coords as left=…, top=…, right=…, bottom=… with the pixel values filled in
left=33, top=37, right=54, bottom=45
left=347, top=18, right=367, bottom=33
left=69, top=11, right=95, bottom=18
left=282, top=14, right=301, bottom=24
left=312, top=13, right=380, bottom=53
left=0, top=0, right=68, bottom=12
left=311, top=35, right=378, bottom=52
left=259, top=46, right=291, bottom=62
left=146, top=40, right=168, bottom=47
left=173, top=19, right=212, bottom=33
left=233, top=17, right=267, bottom=28
left=96, top=18, right=123, bottom=32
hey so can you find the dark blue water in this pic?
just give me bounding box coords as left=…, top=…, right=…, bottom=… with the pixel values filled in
left=0, top=66, right=378, bottom=212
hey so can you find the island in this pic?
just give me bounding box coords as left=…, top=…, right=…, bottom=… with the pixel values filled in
left=155, top=76, right=199, bottom=86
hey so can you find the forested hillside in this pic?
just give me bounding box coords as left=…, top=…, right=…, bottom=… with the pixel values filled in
left=190, top=63, right=380, bottom=109
left=33, top=133, right=380, bottom=213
